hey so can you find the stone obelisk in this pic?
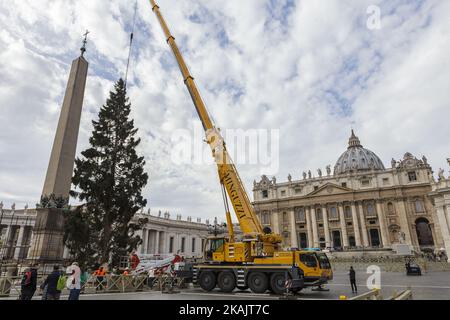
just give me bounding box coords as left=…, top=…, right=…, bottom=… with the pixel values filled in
left=42, top=35, right=89, bottom=202
left=28, top=33, right=89, bottom=266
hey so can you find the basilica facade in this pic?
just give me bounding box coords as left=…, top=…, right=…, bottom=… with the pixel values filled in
left=253, top=131, right=448, bottom=254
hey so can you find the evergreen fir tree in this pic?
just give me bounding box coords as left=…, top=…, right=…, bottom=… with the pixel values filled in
left=65, top=78, right=149, bottom=267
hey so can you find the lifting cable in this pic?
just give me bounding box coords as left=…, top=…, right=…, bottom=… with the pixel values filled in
left=125, top=0, right=138, bottom=88
left=220, top=182, right=231, bottom=219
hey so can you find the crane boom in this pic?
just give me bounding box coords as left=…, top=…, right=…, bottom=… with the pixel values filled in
left=147, top=2, right=334, bottom=294
left=149, top=0, right=271, bottom=237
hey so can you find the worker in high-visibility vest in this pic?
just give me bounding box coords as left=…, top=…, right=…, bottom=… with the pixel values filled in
left=93, top=267, right=106, bottom=291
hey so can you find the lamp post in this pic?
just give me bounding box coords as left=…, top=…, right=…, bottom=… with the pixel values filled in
left=208, top=217, right=226, bottom=237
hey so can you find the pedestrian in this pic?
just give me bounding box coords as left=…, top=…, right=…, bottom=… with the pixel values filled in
left=130, top=251, right=140, bottom=271
left=20, top=264, right=38, bottom=300
left=66, top=262, right=82, bottom=300
left=41, top=265, right=63, bottom=300
left=94, top=266, right=106, bottom=291
left=349, top=266, right=357, bottom=293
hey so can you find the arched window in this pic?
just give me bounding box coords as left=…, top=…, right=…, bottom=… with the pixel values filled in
left=415, top=199, right=425, bottom=213
left=415, top=218, right=434, bottom=246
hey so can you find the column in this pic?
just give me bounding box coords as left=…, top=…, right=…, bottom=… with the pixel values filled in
left=151, top=231, right=157, bottom=254
left=160, top=231, right=166, bottom=254
left=305, top=207, right=314, bottom=248
left=338, top=204, right=349, bottom=248
left=289, top=209, right=298, bottom=248
left=139, top=229, right=144, bottom=254
left=376, top=201, right=390, bottom=247
left=13, top=226, right=26, bottom=259
left=396, top=200, right=413, bottom=245
left=358, top=202, right=370, bottom=247
left=142, top=229, right=148, bottom=254
left=446, top=205, right=450, bottom=233
left=322, top=205, right=331, bottom=248
left=436, top=206, right=450, bottom=262
left=0, top=226, right=11, bottom=261
left=147, top=230, right=153, bottom=254
left=350, top=202, right=362, bottom=247
left=155, top=231, right=160, bottom=254
left=272, top=210, right=280, bottom=234
left=5, top=226, right=16, bottom=259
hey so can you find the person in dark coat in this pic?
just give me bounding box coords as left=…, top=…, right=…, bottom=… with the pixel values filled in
left=349, top=266, right=357, bottom=293
left=41, top=265, right=62, bottom=300
left=20, top=264, right=39, bottom=300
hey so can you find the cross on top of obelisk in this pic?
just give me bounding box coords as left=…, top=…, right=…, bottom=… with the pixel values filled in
left=80, top=30, right=90, bottom=56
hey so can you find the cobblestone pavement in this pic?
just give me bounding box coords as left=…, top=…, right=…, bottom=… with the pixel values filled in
left=2, top=271, right=449, bottom=300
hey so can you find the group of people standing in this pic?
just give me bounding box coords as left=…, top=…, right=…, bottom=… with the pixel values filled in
left=19, top=253, right=140, bottom=300
left=20, top=262, right=86, bottom=301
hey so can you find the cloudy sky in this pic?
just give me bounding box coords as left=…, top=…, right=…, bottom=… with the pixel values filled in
left=0, top=0, right=449, bottom=221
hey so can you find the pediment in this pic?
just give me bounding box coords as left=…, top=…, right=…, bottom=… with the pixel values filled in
left=307, top=183, right=353, bottom=196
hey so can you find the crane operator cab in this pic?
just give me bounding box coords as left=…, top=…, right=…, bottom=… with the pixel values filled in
left=204, top=237, right=226, bottom=261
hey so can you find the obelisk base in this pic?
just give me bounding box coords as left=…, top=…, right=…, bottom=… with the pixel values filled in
left=27, top=208, right=65, bottom=269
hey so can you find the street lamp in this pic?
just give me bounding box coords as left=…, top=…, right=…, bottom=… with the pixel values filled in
left=207, top=217, right=226, bottom=237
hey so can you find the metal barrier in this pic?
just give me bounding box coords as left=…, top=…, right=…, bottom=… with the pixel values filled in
left=0, top=274, right=149, bottom=298
left=348, top=289, right=383, bottom=300
left=340, top=288, right=413, bottom=300
left=389, top=289, right=413, bottom=300
left=81, top=274, right=149, bottom=294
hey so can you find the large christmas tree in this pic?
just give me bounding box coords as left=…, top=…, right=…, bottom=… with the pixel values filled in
left=65, top=79, right=149, bottom=268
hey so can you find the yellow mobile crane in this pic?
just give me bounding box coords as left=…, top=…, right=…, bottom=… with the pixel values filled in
left=148, top=0, right=333, bottom=294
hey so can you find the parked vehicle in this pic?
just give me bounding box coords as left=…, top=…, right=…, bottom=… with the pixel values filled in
left=406, top=263, right=422, bottom=276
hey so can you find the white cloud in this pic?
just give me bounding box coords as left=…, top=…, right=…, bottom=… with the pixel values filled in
left=0, top=0, right=449, bottom=221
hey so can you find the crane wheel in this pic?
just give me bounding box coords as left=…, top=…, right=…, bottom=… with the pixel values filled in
left=270, top=273, right=288, bottom=295
left=218, top=271, right=236, bottom=293
left=199, top=271, right=216, bottom=292
left=248, top=272, right=268, bottom=294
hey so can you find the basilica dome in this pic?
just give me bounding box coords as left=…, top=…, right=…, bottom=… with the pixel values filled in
left=334, top=130, right=385, bottom=175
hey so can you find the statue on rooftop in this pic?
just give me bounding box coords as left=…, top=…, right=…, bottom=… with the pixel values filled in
left=438, top=168, right=445, bottom=181
left=391, top=158, right=397, bottom=169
